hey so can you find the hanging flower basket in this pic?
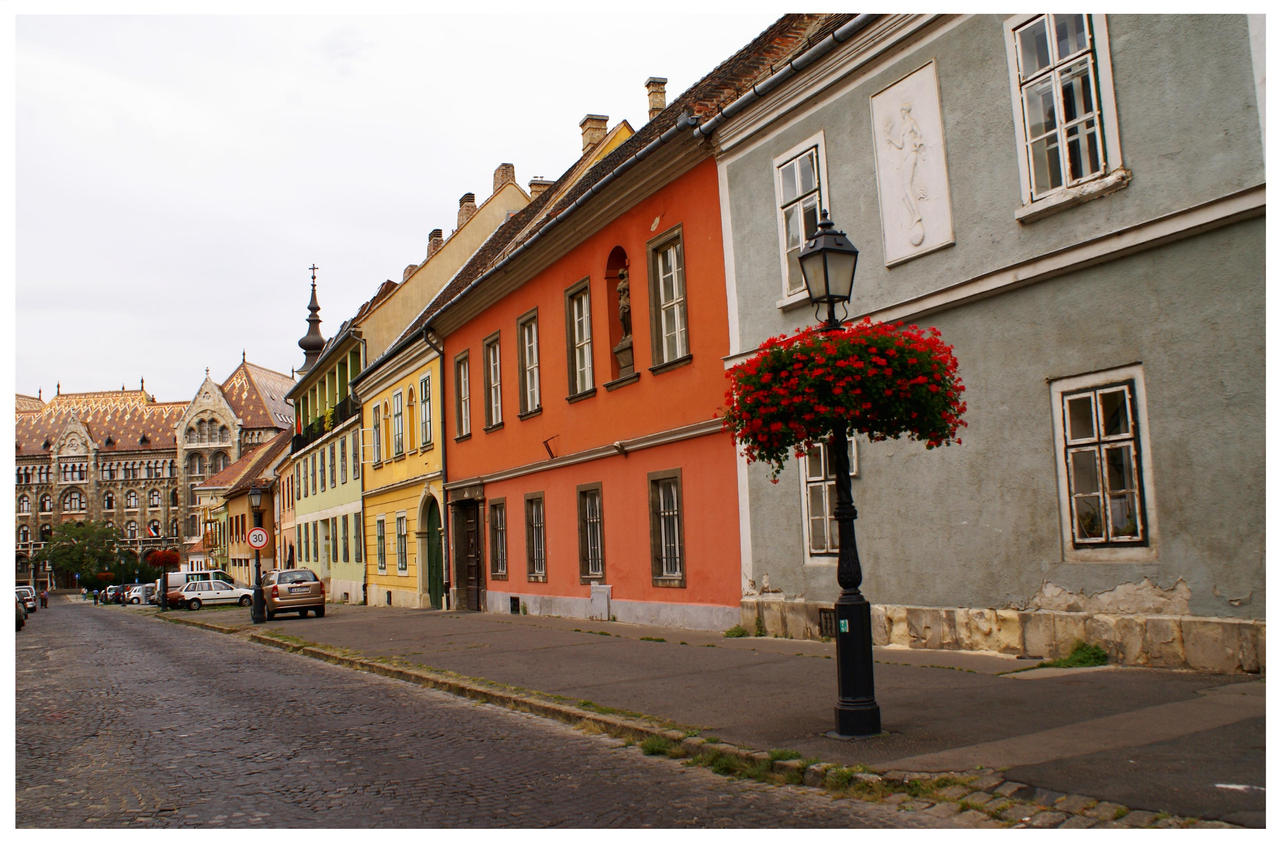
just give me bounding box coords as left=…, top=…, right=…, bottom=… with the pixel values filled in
left=723, top=318, right=967, bottom=479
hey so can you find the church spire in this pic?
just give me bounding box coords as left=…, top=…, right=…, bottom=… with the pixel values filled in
left=297, top=264, right=325, bottom=375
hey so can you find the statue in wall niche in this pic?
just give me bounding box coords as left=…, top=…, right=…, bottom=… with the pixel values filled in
left=616, top=268, right=632, bottom=337
left=883, top=102, right=928, bottom=247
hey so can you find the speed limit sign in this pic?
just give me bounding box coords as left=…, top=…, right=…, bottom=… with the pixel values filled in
left=248, top=527, right=269, bottom=549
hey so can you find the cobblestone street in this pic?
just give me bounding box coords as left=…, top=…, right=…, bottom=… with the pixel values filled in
left=16, top=603, right=947, bottom=828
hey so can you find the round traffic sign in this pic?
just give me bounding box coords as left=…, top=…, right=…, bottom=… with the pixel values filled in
left=247, top=527, right=269, bottom=549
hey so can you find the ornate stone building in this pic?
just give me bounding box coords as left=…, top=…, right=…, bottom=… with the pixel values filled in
left=15, top=361, right=294, bottom=586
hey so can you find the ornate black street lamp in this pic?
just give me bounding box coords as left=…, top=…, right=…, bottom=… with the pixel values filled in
left=249, top=486, right=266, bottom=624
left=799, top=212, right=882, bottom=738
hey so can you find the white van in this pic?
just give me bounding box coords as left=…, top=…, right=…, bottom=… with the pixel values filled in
left=156, top=569, right=236, bottom=593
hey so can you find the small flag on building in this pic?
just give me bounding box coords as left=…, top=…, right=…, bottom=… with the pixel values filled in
left=148, top=522, right=161, bottom=538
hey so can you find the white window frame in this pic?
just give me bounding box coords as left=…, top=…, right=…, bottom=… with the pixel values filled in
left=567, top=284, right=594, bottom=395
left=798, top=438, right=858, bottom=561
left=420, top=374, right=433, bottom=446
left=649, top=230, right=689, bottom=366
left=772, top=132, right=830, bottom=306
left=484, top=337, right=503, bottom=428
left=371, top=405, right=383, bottom=462
left=489, top=501, right=507, bottom=578
left=376, top=516, right=387, bottom=572
left=392, top=390, right=405, bottom=456
left=396, top=513, right=408, bottom=573
left=1050, top=365, right=1157, bottom=563
left=518, top=314, right=541, bottom=414
left=1003, top=14, right=1125, bottom=221
left=456, top=354, right=472, bottom=437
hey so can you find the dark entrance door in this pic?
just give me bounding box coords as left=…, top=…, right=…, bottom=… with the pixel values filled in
left=453, top=501, right=483, bottom=611
left=425, top=498, right=444, bottom=610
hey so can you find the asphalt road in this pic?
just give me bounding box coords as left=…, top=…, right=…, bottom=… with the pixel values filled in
left=16, top=602, right=948, bottom=829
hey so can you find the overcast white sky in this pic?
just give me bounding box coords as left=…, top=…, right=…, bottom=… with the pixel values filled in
left=10, top=3, right=783, bottom=404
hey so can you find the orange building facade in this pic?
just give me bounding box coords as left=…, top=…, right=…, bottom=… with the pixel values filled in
left=440, top=156, right=742, bottom=629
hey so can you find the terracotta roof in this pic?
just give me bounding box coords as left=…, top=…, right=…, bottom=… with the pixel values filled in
left=226, top=430, right=292, bottom=496
left=412, top=13, right=839, bottom=334
left=15, top=390, right=187, bottom=455
left=16, top=394, right=44, bottom=413
left=219, top=362, right=295, bottom=430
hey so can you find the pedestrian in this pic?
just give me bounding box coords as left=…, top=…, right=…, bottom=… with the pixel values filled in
left=80, top=587, right=87, bottom=601
left=39, top=590, right=48, bottom=608
left=92, top=589, right=99, bottom=605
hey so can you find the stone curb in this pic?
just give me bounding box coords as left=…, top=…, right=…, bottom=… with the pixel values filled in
left=158, top=612, right=1242, bottom=830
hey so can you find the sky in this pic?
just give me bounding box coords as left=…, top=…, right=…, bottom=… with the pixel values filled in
left=10, top=2, right=784, bottom=405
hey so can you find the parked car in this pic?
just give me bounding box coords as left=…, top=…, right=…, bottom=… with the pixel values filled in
left=261, top=569, right=325, bottom=619
left=102, top=584, right=128, bottom=604
left=126, top=584, right=156, bottom=604
left=15, top=586, right=37, bottom=613
left=17, top=595, right=27, bottom=631
left=174, top=580, right=254, bottom=610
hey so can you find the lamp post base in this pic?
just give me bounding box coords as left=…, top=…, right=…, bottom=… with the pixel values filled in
left=832, top=590, right=882, bottom=737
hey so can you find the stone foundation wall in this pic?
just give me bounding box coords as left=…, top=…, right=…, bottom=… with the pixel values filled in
left=740, top=598, right=1264, bottom=675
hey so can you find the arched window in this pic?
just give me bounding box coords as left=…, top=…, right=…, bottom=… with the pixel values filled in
left=220, top=425, right=230, bottom=443
left=104, top=520, right=114, bottom=532
left=126, top=521, right=138, bottom=539
left=188, top=453, right=205, bottom=476
left=18, top=495, right=30, bottom=514
left=103, top=492, right=115, bottom=510
left=212, top=451, right=229, bottom=473
left=407, top=388, right=417, bottom=452
left=197, top=420, right=208, bottom=442
left=186, top=427, right=197, bottom=444
left=148, top=520, right=162, bottom=539
left=170, top=488, right=179, bottom=507
left=170, top=519, right=179, bottom=537
left=39, top=524, right=52, bottom=542
left=39, top=494, right=52, bottom=512
left=125, top=490, right=139, bottom=509
left=148, top=488, right=161, bottom=508
left=62, top=489, right=85, bottom=512
left=18, top=525, right=30, bottom=543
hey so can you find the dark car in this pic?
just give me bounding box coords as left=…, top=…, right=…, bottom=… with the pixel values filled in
left=17, top=595, right=27, bottom=631
left=261, top=569, right=325, bottom=619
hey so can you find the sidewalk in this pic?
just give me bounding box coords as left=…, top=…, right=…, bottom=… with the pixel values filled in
left=151, top=601, right=1264, bottom=827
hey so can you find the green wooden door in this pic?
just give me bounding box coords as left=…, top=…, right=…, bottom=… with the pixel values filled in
left=426, top=498, right=444, bottom=610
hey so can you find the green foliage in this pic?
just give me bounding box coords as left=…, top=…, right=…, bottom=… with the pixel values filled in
left=640, top=736, right=675, bottom=756
left=768, top=749, right=802, bottom=762
left=755, top=615, right=767, bottom=637
left=722, top=625, right=749, bottom=638
left=32, top=520, right=129, bottom=582
left=639, top=636, right=666, bottom=643
left=1039, top=640, right=1109, bottom=668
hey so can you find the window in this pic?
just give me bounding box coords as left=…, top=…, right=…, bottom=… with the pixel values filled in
left=566, top=283, right=594, bottom=396
left=648, top=231, right=689, bottom=366
left=148, top=520, right=162, bottom=539
left=329, top=443, right=336, bottom=486
left=340, top=438, right=347, bottom=484
left=311, top=454, right=317, bottom=493
left=18, top=495, right=30, bottom=514
left=455, top=353, right=472, bottom=438
left=648, top=470, right=685, bottom=586
left=396, top=514, right=408, bottom=572
left=1005, top=14, right=1124, bottom=214
left=1051, top=366, right=1156, bottom=562
left=148, top=488, right=160, bottom=508
left=801, top=439, right=857, bottom=557
left=517, top=313, right=541, bottom=415
left=353, top=513, right=362, bottom=564
left=18, top=525, right=30, bottom=543
left=420, top=374, right=433, bottom=446
left=40, top=495, right=52, bottom=513
left=392, top=391, right=405, bottom=455
left=62, top=490, right=86, bottom=512
left=126, top=521, right=138, bottom=539
left=578, top=484, right=604, bottom=581
left=319, top=449, right=326, bottom=491
left=352, top=431, right=361, bottom=479
left=489, top=500, right=507, bottom=578
left=376, top=517, right=387, bottom=572
left=372, top=405, right=383, bottom=462
left=125, top=490, right=138, bottom=509
left=341, top=515, right=349, bottom=564
left=483, top=336, right=503, bottom=428
left=525, top=494, right=545, bottom=580
left=407, top=389, right=416, bottom=451
left=775, top=142, right=826, bottom=297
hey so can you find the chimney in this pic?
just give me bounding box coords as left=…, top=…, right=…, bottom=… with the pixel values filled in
left=528, top=177, right=553, bottom=199
left=646, top=77, right=668, bottom=121
left=457, top=193, right=477, bottom=229
left=403, top=264, right=418, bottom=282
left=580, top=114, right=608, bottom=152
left=427, top=228, right=444, bottom=257
left=492, top=162, right=516, bottom=195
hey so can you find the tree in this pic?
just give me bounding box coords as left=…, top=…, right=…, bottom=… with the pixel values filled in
left=32, top=520, right=122, bottom=584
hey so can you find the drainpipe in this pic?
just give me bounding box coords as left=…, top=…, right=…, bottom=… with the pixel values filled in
left=421, top=324, right=451, bottom=609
